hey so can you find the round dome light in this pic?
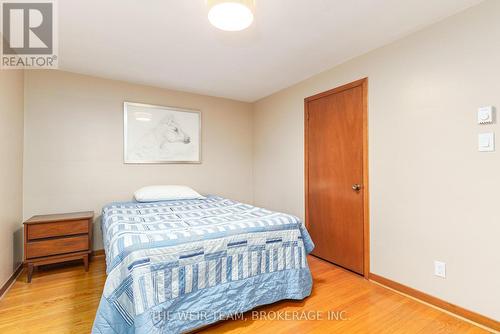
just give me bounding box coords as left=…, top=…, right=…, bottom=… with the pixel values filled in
left=207, top=0, right=254, bottom=31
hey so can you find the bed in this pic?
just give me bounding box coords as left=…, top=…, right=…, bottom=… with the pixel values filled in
left=92, top=195, right=314, bottom=333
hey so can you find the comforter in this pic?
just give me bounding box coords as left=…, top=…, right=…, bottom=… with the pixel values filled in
left=92, top=195, right=314, bottom=333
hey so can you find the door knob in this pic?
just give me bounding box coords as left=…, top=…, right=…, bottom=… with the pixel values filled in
left=352, top=184, right=362, bottom=192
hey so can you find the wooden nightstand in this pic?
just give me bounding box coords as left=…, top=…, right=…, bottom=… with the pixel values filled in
left=23, top=211, right=94, bottom=283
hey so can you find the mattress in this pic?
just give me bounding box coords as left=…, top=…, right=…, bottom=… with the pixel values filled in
left=92, top=195, right=314, bottom=333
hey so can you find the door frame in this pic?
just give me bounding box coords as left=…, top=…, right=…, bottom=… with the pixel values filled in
left=304, top=78, right=370, bottom=278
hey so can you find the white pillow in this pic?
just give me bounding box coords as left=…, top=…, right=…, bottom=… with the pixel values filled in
left=134, top=185, right=205, bottom=202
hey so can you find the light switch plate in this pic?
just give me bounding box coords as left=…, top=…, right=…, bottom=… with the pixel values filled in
left=478, top=106, right=494, bottom=124
left=478, top=133, right=495, bottom=152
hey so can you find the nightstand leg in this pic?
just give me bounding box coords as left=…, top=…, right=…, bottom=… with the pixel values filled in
left=27, top=264, right=34, bottom=283
left=83, top=254, right=89, bottom=272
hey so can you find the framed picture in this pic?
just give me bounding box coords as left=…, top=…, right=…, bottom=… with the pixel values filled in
left=124, top=102, right=201, bottom=164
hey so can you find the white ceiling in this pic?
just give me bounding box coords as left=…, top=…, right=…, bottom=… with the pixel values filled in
left=59, top=0, right=482, bottom=102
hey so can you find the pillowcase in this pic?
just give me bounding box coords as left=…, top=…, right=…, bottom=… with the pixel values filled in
left=134, top=185, right=205, bottom=202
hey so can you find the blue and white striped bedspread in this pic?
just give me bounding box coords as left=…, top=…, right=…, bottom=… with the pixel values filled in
left=92, top=195, right=314, bottom=334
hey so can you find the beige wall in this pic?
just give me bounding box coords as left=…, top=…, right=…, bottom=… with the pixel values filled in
left=0, top=71, right=24, bottom=288
left=253, top=0, right=500, bottom=320
left=24, top=70, right=254, bottom=250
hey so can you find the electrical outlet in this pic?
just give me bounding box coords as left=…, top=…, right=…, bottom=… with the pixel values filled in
left=434, top=261, right=446, bottom=278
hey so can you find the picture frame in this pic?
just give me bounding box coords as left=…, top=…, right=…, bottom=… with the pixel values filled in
left=123, top=102, right=201, bottom=164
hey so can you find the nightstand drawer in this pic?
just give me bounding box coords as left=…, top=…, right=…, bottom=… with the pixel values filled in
left=26, top=235, right=89, bottom=259
left=27, top=219, right=89, bottom=240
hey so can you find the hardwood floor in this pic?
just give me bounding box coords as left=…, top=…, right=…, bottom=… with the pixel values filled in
left=0, top=255, right=492, bottom=333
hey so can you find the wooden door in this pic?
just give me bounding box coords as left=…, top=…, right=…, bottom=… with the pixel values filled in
left=305, top=78, right=368, bottom=275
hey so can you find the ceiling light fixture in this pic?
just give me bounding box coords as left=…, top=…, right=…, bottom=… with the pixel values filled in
left=207, top=0, right=255, bottom=31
